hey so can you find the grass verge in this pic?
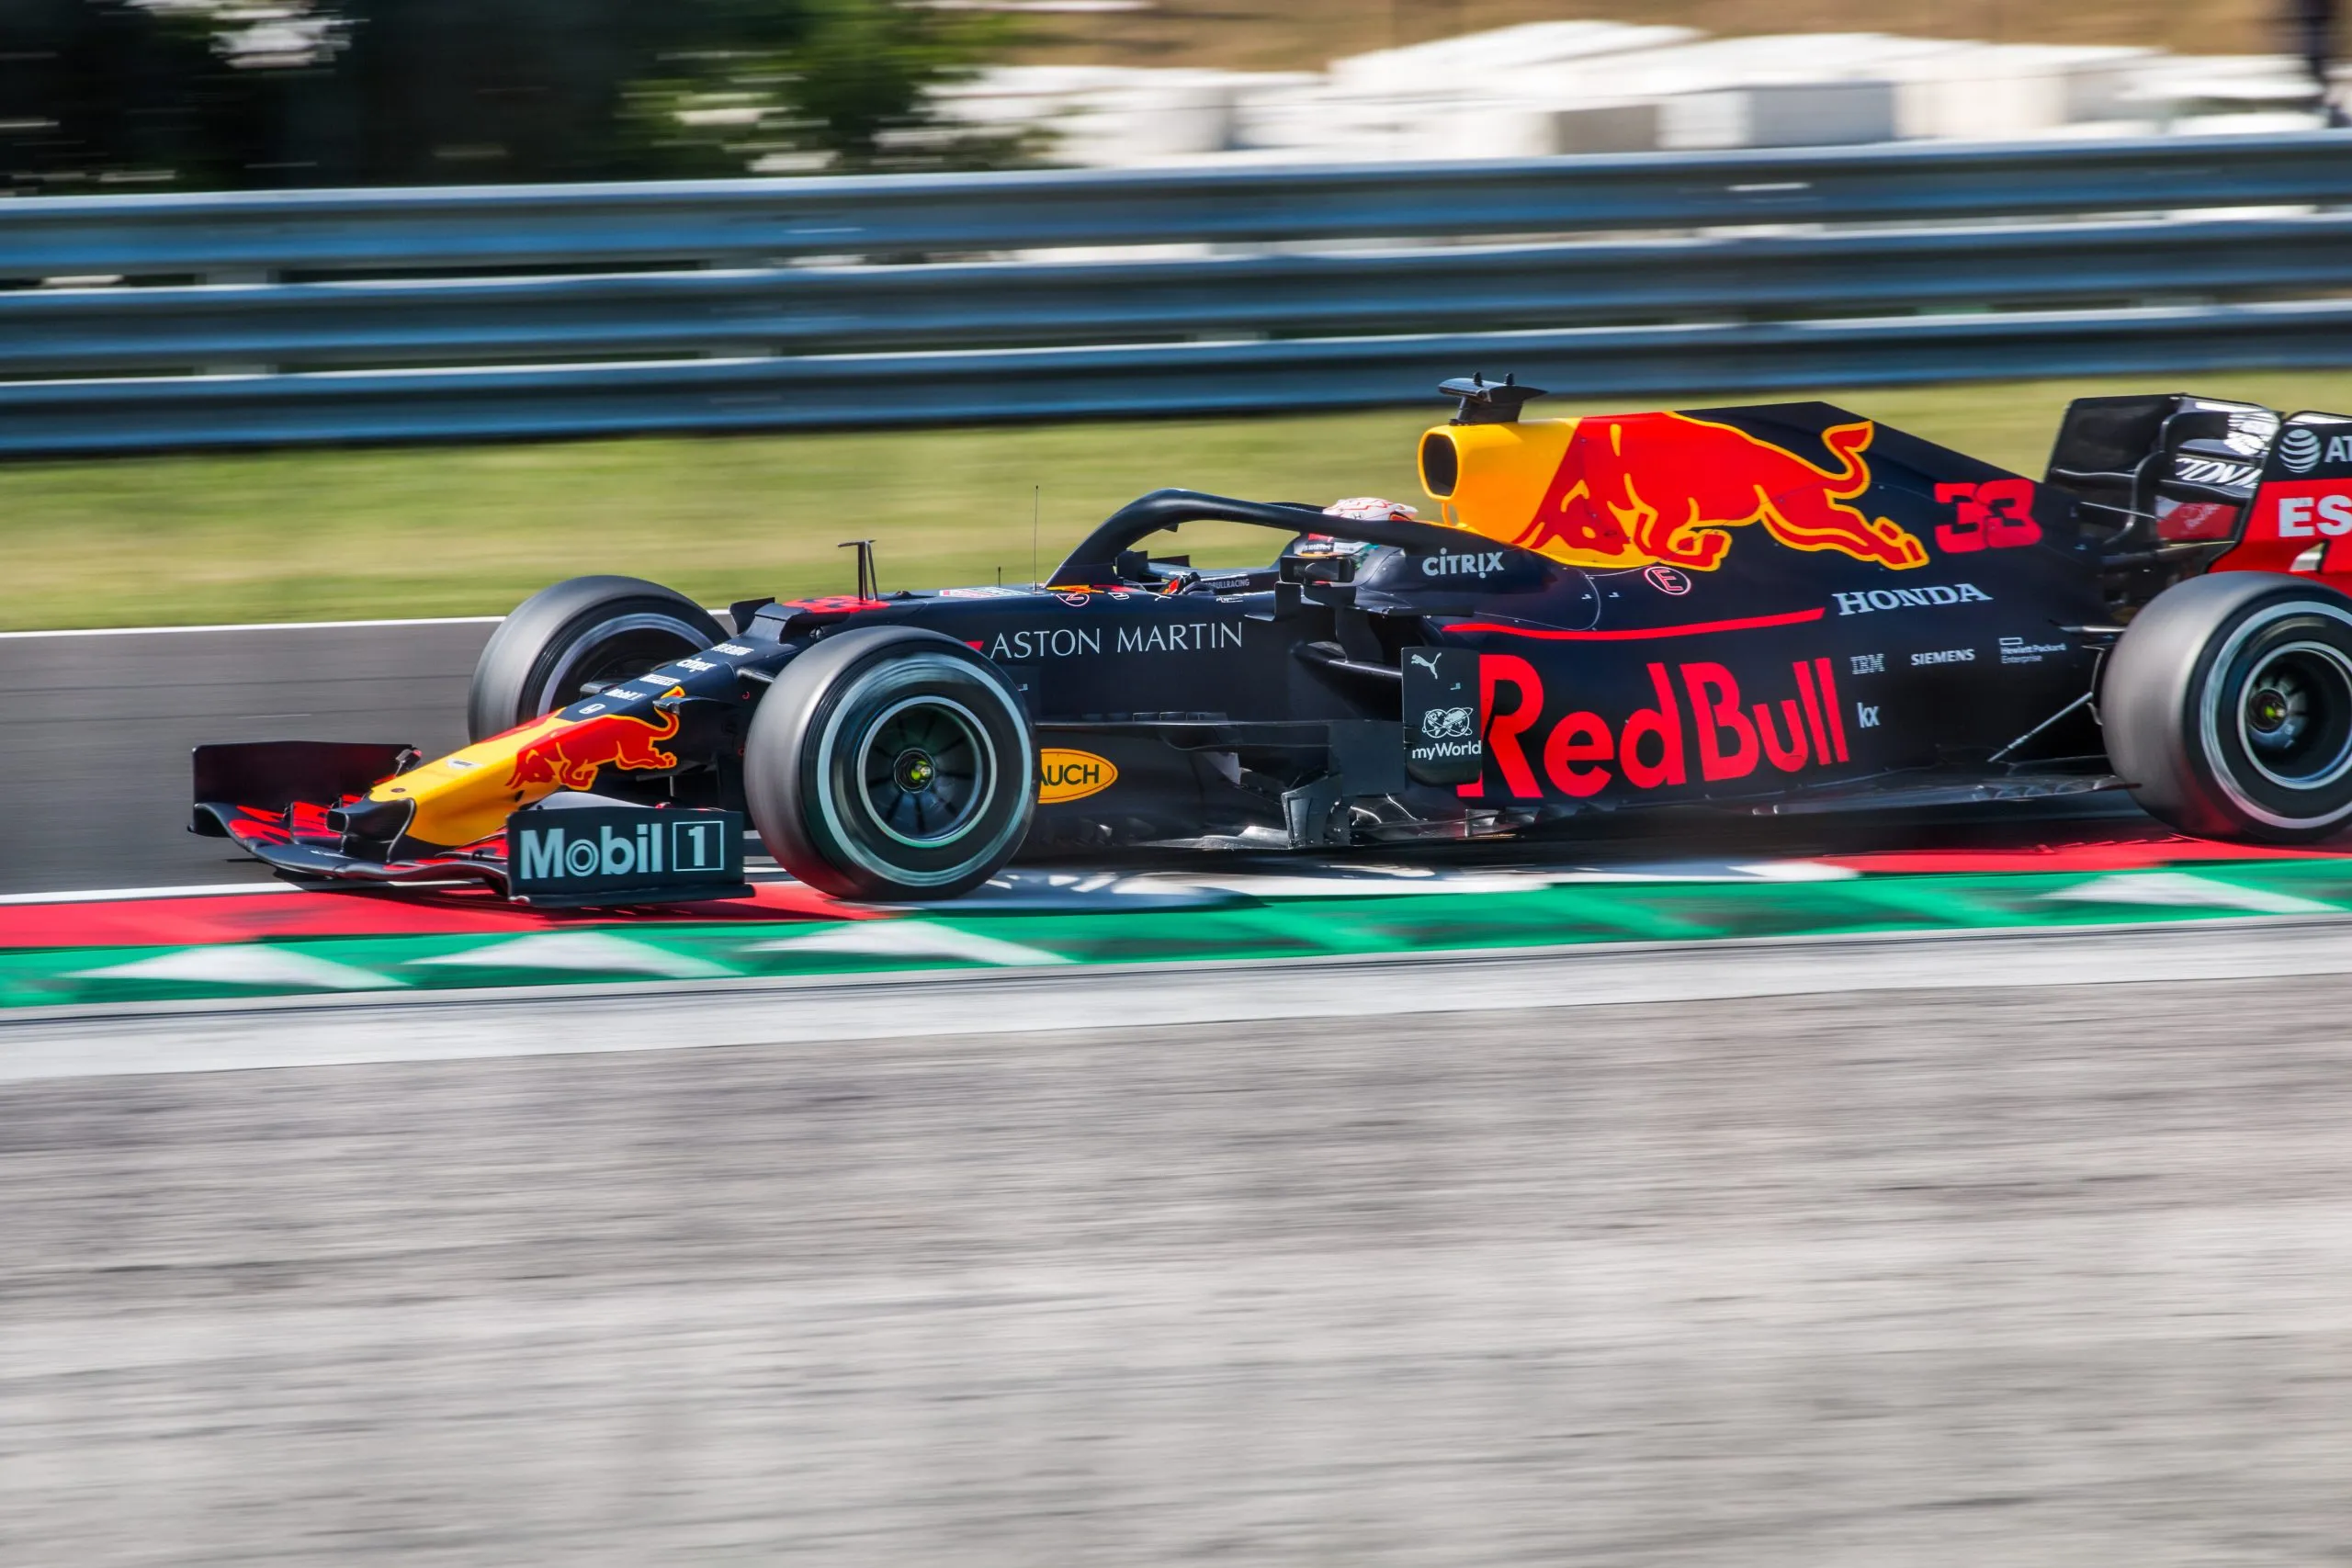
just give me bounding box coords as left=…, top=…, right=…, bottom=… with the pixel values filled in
left=9, top=368, right=2352, bottom=630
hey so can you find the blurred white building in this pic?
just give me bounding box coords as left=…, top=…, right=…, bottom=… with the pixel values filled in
left=928, top=18, right=2334, bottom=166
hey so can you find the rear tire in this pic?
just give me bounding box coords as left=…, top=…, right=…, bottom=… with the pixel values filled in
left=2104, top=571, right=2352, bottom=842
left=744, top=626, right=1035, bottom=900
left=468, top=575, right=724, bottom=741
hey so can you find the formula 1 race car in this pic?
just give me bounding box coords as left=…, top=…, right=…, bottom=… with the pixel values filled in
left=196, top=376, right=2352, bottom=902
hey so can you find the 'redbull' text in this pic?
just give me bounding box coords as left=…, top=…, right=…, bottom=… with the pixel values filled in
left=1464, top=653, right=1850, bottom=800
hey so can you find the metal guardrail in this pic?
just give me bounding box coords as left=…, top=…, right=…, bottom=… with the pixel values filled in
left=2, top=132, right=2350, bottom=456
left=6, top=132, right=2351, bottom=276
left=13, top=214, right=2352, bottom=377
left=13, top=301, right=2352, bottom=457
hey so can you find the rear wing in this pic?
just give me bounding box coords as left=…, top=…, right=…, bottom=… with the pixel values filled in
left=2042, top=394, right=2352, bottom=589
left=2045, top=393, right=2277, bottom=551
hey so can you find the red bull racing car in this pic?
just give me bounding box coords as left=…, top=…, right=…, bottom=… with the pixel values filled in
left=196, top=377, right=2352, bottom=903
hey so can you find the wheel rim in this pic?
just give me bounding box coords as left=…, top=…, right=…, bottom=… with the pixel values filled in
left=854, top=695, right=996, bottom=849
left=807, top=649, right=1031, bottom=892
left=2195, top=599, right=2352, bottom=831
left=2235, top=639, right=2352, bottom=790
left=533, top=612, right=709, bottom=715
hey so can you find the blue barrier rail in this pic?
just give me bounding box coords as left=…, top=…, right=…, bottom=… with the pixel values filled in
left=10, top=213, right=2352, bottom=377
left=6, top=132, right=2349, bottom=276
left=0, top=132, right=2348, bottom=456
left=11, top=301, right=2352, bottom=457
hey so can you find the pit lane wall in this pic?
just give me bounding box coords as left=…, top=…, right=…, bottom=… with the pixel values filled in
left=6, top=133, right=2352, bottom=457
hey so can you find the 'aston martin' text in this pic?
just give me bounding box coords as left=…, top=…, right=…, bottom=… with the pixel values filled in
left=984, top=621, right=1244, bottom=660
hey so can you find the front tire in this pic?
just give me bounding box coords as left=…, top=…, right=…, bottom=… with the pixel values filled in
left=468, top=575, right=724, bottom=741
left=2104, top=571, right=2352, bottom=842
left=744, top=626, right=1035, bottom=900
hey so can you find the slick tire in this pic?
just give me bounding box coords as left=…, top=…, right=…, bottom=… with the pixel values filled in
left=468, top=576, right=724, bottom=741
left=2103, top=571, right=2352, bottom=842
left=744, top=626, right=1035, bottom=901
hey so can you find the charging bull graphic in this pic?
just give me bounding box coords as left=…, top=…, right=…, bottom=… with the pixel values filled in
left=504, top=696, right=684, bottom=792
left=1514, top=414, right=1928, bottom=572
left=333, top=689, right=694, bottom=853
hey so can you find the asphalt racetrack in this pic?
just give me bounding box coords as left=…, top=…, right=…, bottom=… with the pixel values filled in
left=0, top=619, right=494, bottom=894
left=9, top=621, right=2352, bottom=1563
left=11, top=977, right=2352, bottom=1564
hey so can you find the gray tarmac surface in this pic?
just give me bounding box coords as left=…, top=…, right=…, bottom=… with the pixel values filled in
left=0, top=621, right=490, bottom=893
left=8, top=977, right=2352, bottom=1565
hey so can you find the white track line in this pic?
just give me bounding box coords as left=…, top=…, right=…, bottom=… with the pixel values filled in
left=0, top=882, right=298, bottom=906
left=0, top=615, right=505, bottom=639
left=0, top=606, right=747, bottom=640
left=4, top=917, right=2349, bottom=1083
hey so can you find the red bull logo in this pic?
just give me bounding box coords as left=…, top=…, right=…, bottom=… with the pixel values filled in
left=1467, top=653, right=1850, bottom=800
left=1437, top=413, right=1928, bottom=573
left=345, top=688, right=694, bottom=852
left=503, top=696, right=683, bottom=793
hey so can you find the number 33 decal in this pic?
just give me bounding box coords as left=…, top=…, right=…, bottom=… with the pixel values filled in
left=1935, top=479, right=2042, bottom=553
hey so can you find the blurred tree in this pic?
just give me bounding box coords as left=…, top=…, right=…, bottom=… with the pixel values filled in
left=0, top=0, right=309, bottom=193
left=331, top=0, right=671, bottom=184
left=0, top=0, right=1023, bottom=194
left=774, top=0, right=1026, bottom=169
left=625, top=0, right=1034, bottom=175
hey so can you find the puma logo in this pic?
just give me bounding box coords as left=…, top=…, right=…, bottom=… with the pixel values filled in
left=1409, top=653, right=1442, bottom=675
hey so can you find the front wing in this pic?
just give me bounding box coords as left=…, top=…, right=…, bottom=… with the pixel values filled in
left=192, top=742, right=751, bottom=906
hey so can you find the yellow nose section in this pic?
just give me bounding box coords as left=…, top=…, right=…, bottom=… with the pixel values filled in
left=360, top=693, right=685, bottom=850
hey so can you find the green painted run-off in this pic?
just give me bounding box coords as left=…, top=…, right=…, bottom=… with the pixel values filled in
left=5, top=859, right=2349, bottom=1010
